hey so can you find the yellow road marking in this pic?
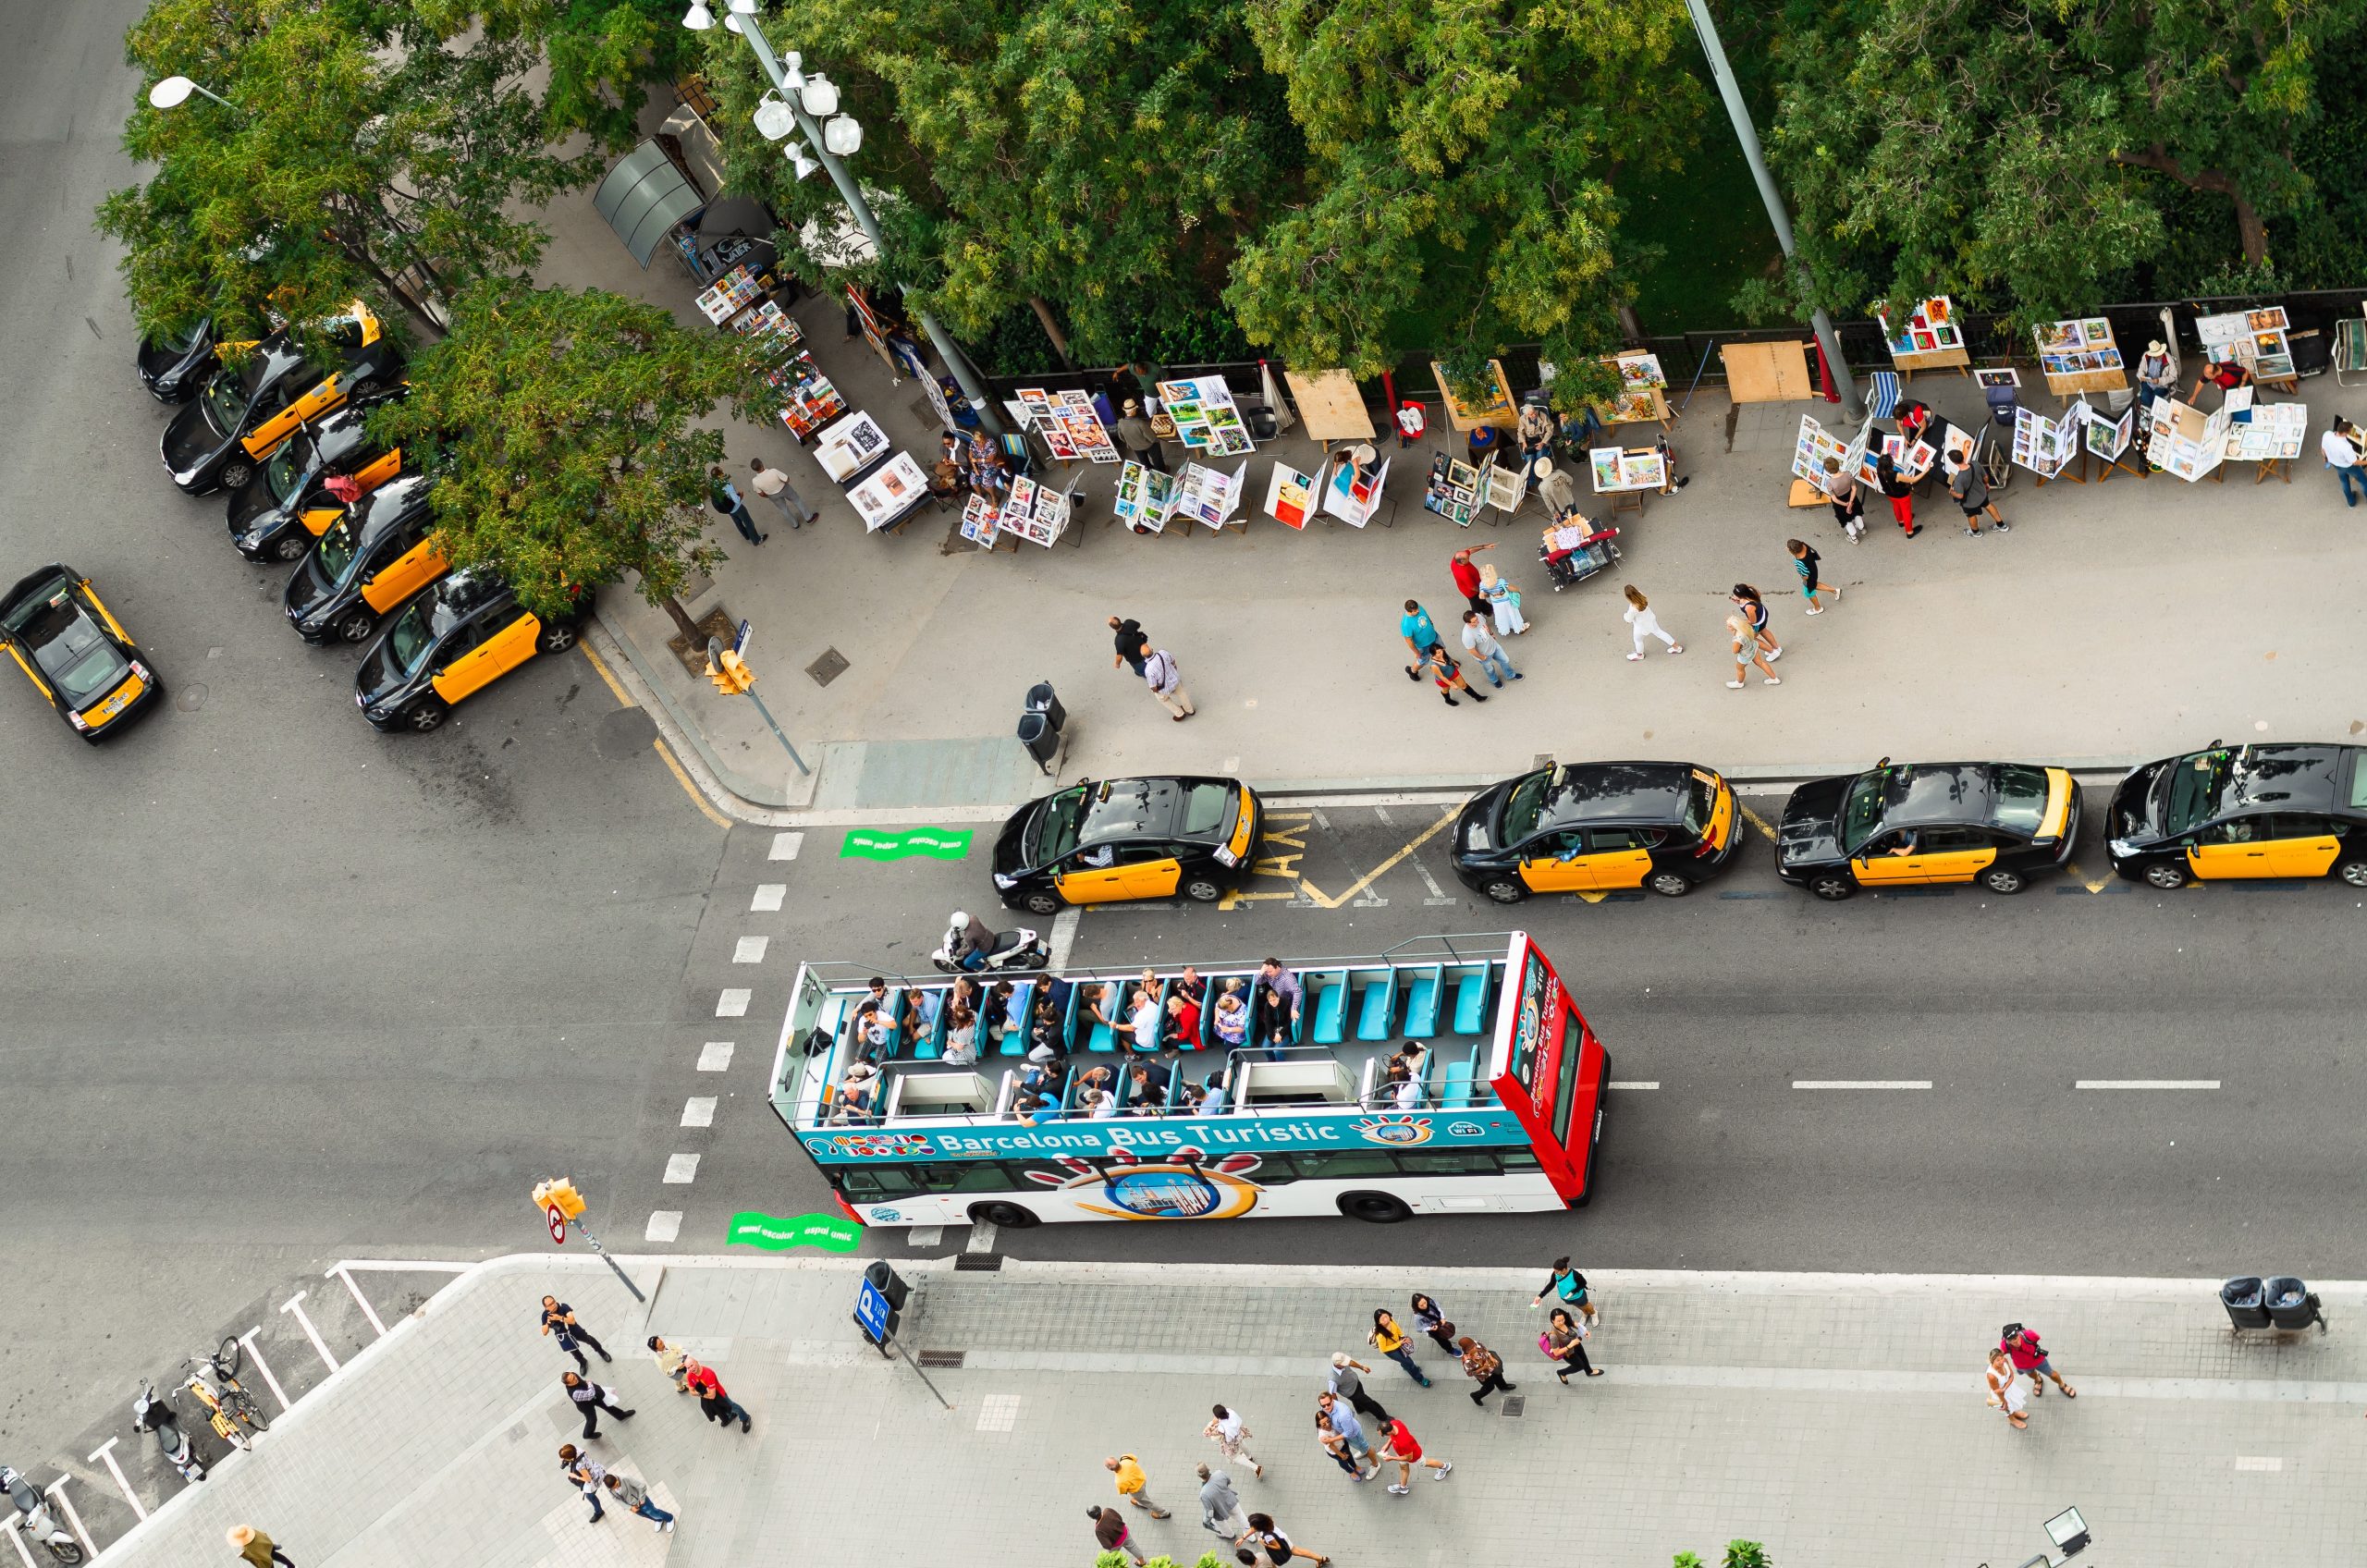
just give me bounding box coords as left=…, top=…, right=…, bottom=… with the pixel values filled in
left=1265, top=811, right=1314, bottom=823
left=651, top=737, right=730, bottom=829
left=1738, top=803, right=1778, bottom=840
left=1296, top=806, right=1459, bottom=911
left=1252, top=855, right=1303, bottom=878
left=2067, top=862, right=2112, bottom=893
left=1575, top=890, right=1608, bottom=904
left=1220, top=888, right=1305, bottom=908
left=1262, top=827, right=1308, bottom=851
left=580, top=642, right=633, bottom=707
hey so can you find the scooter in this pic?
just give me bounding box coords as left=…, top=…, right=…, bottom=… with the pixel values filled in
left=131, top=1381, right=205, bottom=1485
left=928, top=925, right=1048, bottom=974
left=1, top=1467, right=85, bottom=1563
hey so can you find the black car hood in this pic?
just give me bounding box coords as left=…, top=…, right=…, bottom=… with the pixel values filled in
left=162, top=400, right=234, bottom=472
left=1777, top=775, right=1852, bottom=865
left=2110, top=761, right=2170, bottom=843
left=284, top=549, right=339, bottom=618
left=1455, top=782, right=1513, bottom=858
left=355, top=634, right=408, bottom=704
left=994, top=803, right=1039, bottom=876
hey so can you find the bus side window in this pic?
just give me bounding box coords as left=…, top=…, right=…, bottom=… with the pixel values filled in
left=1394, top=1151, right=1502, bottom=1176
left=1498, top=1148, right=1542, bottom=1171
left=838, top=1166, right=925, bottom=1198
left=916, top=1163, right=1025, bottom=1194
left=1285, top=1150, right=1398, bottom=1181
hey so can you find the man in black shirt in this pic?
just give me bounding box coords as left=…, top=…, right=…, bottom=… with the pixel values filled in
left=540, top=1296, right=612, bottom=1374
left=1109, top=615, right=1148, bottom=677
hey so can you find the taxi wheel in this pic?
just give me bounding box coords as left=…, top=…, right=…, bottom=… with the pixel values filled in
left=270, top=533, right=307, bottom=562
left=2336, top=858, right=2367, bottom=888
left=1021, top=888, right=1062, bottom=917
left=334, top=607, right=376, bottom=643
left=1646, top=871, right=1691, bottom=898
left=1480, top=876, right=1527, bottom=905
left=537, top=621, right=579, bottom=655
left=219, top=458, right=254, bottom=492
left=1980, top=867, right=2027, bottom=895
left=2143, top=861, right=2188, bottom=890
left=1183, top=876, right=1223, bottom=903
left=1809, top=875, right=1856, bottom=901
left=345, top=376, right=381, bottom=404
left=405, top=699, right=448, bottom=733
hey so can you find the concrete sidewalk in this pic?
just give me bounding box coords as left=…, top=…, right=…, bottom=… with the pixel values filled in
left=532, top=108, right=2367, bottom=821
left=92, top=1253, right=2367, bottom=1565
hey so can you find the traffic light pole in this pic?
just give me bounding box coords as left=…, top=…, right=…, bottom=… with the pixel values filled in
left=570, top=1217, right=646, bottom=1302
left=707, top=635, right=810, bottom=777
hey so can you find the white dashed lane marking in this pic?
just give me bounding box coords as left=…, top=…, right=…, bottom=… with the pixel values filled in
left=751, top=883, right=786, bottom=912
left=681, top=1096, right=717, bottom=1128
left=768, top=831, right=804, bottom=861
left=1608, top=1081, right=1660, bottom=1090
left=663, top=1153, right=701, bottom=1183
left=2076, top=1080, right=2220, bottom=1089
left=717, top=988, right=751, bottom=1017
left=733, top=936, right=770, bottom=963
left=644, top=1211, right=683, bottom=1243
left=1793, top=1080, right=1932, bottom=1090
left=698, top=1042, right=735, bottom=1072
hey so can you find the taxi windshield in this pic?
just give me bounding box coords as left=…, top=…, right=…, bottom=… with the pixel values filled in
left=1990, top=765, right=2050, bottom=833
left=1682, top=777, right=1716, bottom=836
left=262, top=435, right=311, bottom=503
left=199, top=362, right=254, bottom=438
left=1500, top=770, right=1553, bottom=841
left=1029, top=788, right=1088, bottom=864
left=1840, top=772, right=1894, bottom=852
left=385, top=598, right=437, bottom=676
left=2165, top=750, right=2235, bottom=835
left=315, top=519, right=361, bottom=581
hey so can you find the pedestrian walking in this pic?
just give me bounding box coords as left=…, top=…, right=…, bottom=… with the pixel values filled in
left=1399, top=598, right=1446, bottom=671
left=1543, top=1306, right=1601, bottom=1382
left=1944, top=452, right=2008, bottom=533
left=1723, top=611, right=1780, bottom=689
left=1328, top=1352, right=1393, bottom=1425
left=2000, top=1323, right=2077, bottom=1399
left=227, top=1525, right=296, bottom=1567
left=1732, top=585, right=1780, bottom=659
left=1246, top=1513, right=1330, bottom=1568
left=538, top=1295, right=612, bottom=1374
left=1197, top=1464, right=1251, bottom=1540
left=645, top=1333, right=691, bottom=1391
left=1478, top=563, right=1527, bottom=635
left=1985, top=1346, right=2030, bottom=1429
left=1458, top=611, right=1521, bottom=688
left=1204, top=1403, right=1265, bottom=1477
left=1786, top=538, right=1842, bottom=614
left=1377, top=1416, right=1452, bottom=1495
left=1409, top=1292, right=1459, bottom=1355
left=1314, top=1410, right=1374, bottom=1482
left=1106, top=1453, right=1171, bottom=1517
left=1316, top=1391, right=1380, bottom=1470
left=1368, top=1308, right=1433, bottom=1387
left=560, top=1372, right=634, bottom=1440
left=1875, top=448, right=1918, bottom=537
left=1091, top=1505, right=1147, bottom=1565
left=708, top=466, right=765, bottom=545
left=683, top=1359, right=753, bottom=1433
left=1621, top=584, right=1682, bottom=659
left=2324, top=417, right=2364, bottom=507
left=1821, top=457, right=1867, bottom=542
left=1414, top=644, right=1487, bottom=706
left=559, top=1445, right=607, bottom=1523
left=748, top=458, right=817, bottom=530
left=1142, top=646, right=1195, bottom=721
left=603, top=1472, right=678, bottom=1533
left=1450, top=544, right=1495, bottom=618
left=1457, top=1335, right=1517, bottom=1406
left=1110, top=615, right=1149, bottom=677
left=1528, top=1255, right=1598, bottom=1322
left=1394, top=398, right=1427, bottom=448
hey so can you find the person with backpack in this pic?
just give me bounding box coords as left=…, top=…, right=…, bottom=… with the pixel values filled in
left=2000, top=1323, right=2076, bottom=1399
left=1529, top=1255, right=1598, bottom=1324
left=1456, top=1336, right=1516, bottom=1406
left=1542, top=1306, right=1601, bottom=1383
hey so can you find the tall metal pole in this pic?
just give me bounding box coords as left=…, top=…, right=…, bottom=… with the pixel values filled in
left=1683, top=0, right=1862, bottom=421
left=730, top=19, right=1005, bottom=436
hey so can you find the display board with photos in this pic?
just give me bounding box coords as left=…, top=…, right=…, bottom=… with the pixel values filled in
left=958, top=493, right=1001, bottom=546
left=846, top=452, right=931, bottom=533
left=1015, top=387, right=1121, bottom=463
left=1595, top=350, right=1671, bottom=425
left=1789, top=414, right=1869, bottom=493
left=1483, top=458, right=1527, bottom=513
left=1855, top=431, right=1937, bottom=486
left=772, top=352, right=848, bottom=440
left=1171, top=461, right=1245, bottom=531
left=2081, top=402, right=2135, bottom=461
left=2195, top=307, right=2298, bottom=383
left=2032, top=318, right=2126, bottom=394
left=1877, top=295, right=1968, bottom=368
left=1111, top=461, right=1178, bottom=533
left=1156, top=376, right=1257, bottom=456
left=2224, top=398, right=2309, bottom=462
left=812, top=410, right=892, bottom=483
left=728, top=298, right=803, bottom=349
left=2146, top=399, right=2230, bottom=482
left=1265, top=462, right=1320, bottom=530
left=1322, top=456, right=1390, bottom=527
left=2011, top=405, right=2080, bottom=478
left=694, top=264, right=763, bottom=325
left=996, top=474, right=1072, bottom=546
left=1423, top=453, right=1481, bottom=525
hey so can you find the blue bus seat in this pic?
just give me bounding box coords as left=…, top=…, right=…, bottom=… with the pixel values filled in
left=1441, top=1046, right=1478, bottom=1109
left=915, top=989, right=952, bottom=1060
left=998, top=981, right=1036, bottom=1056
left=1309, top=968, right=1351, bottom=1045
left=1353, top=969, right=1396, bottom=1041
left=1450, top=971, right=1490, bottom=1035
left=1401, top=965, right=1443, bottom=1037
left=1132, top=979, right=1173, bottom=1052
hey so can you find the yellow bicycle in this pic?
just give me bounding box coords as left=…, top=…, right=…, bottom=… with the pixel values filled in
left=183, top=1339, right=268, bottom=1452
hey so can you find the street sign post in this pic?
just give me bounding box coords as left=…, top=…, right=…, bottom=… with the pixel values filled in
left=531, top=1177, right=646, bottom=1303
left=853, top=1266, right=951, bottom=1409
left=733, top=618, right=752, bottom=656
left=546, top=1203, right=568, bottom=1244
left=854, top=1275, right=892, bottom=1345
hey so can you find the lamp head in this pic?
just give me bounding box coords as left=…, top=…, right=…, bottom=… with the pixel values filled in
left=681, top=2, right=714, bottom=28
left=149, top=75, right=197, bottom=109
left=798, top=72, right=839, bottom=116
left=787, top=145, right=819, bottom=181
left=753, top=92, right=796, bottom=141
left=822, top=114, right=863, bottom=156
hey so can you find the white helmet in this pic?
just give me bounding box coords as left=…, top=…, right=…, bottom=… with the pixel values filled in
left=949, top=910, right=970, bottom=928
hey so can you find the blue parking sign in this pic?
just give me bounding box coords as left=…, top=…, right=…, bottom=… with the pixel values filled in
left=854, top=1275, right=891, bottom=1344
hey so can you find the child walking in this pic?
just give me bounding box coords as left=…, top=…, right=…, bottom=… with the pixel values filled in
left=1786, top=539, right=1842, bottom=614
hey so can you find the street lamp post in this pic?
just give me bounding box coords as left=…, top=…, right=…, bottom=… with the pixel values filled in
left=1682, top=0, right=1862, bottom=422
left=148, top=75, right=240, bottom=113
left=687, top=1, right=1004, bottom=436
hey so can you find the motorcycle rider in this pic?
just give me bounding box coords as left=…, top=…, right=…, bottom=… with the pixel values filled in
left=945, top=910, right=995, bottom=972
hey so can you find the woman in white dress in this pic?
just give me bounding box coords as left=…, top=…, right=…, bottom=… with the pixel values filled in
left=1985, top=1347, right=2029, bottom=1429
left=1479, top=563, right=1527, bottom=636
left=1621, top=584, right=1681, bottom=660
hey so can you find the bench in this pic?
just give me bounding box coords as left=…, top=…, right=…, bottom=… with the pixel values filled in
left=997, top=981, right=1036, bottom=1056
left=1441, top=1047, right=1479, bottom=1109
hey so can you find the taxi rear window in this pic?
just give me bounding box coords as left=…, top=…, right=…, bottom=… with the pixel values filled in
left=2352, top=756, right=2367, bottom=812
left=1990, top=765, right=2049, bottom=833
left=1181, top=783, right=1232, bottom=835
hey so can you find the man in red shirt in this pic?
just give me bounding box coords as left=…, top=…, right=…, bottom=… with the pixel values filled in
left=1449, top=543, right=1493, bottom=618
left=683, top=1359, right=754, bottom=1432
left=2000, top=1323, right=2074, bottom=1398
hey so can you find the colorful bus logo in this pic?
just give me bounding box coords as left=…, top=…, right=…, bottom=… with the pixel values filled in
left=1025, top=1149, right=1264, bottom=1220
left=1354, top=1115, right=1433, bottom=1146
left=821, top=1133, right=938, bottom=1158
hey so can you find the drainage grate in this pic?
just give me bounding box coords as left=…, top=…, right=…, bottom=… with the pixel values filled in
left=806, top=646, right=850, bottom=687
left=954, top=1252, right=1004, bottom=1271
left=1501, top=1395, right=1526, bottom=1418
left=917, top=1349, right=966, bottom=1369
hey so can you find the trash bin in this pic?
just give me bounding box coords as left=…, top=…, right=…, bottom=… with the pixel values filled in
left=2263, top=1275, right=2325, bottom=1330
left=1024, top=681, right=1066, bottom=732
left=1017, top=712, right=1058, bottom=770
left=1985, top=382, right=2019, bottom=427
left=2220, top=1275, right=2270, bottom=1329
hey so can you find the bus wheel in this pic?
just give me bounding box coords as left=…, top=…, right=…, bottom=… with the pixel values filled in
left=1337, top=1191, right=1413, bottom=1224
left=969, top=1201, right=1038, bottom=1230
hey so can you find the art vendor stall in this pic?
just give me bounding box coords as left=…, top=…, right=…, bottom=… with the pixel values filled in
left=2146, top=398, right=2232, bottom=483
left=1878, top=296, right=1971, bottom=380
left=1322, top=456, right=1392, bottom=527
left=2081, top=402, right=2144, bottom=481
left=2196, top=308, right=2299, bottom=389
left=1589, top=445, right=1667, bottom=517
left=2032, top=318, right=2127, bottom=398
left=1013, top=387, right=1121, bottom=464
left=1787, top=413, right=1872, bottom=507
left=1157, top=376, right=1258, bottom=457
left=1112, top=460, right=1179, bottom=533
left=1424, top=453, right=1482, bottom=526
left=960, top=473, right=1083, bottom=549
left=1429, top=360, right=1519, bottom=432
left=808, top=410, right=928, bottom=533
left=1171, top=460, right=1250, bottom=532
left=1264, top=461, right=1324, bottom=530
left=1593, top=351, right=1672, bottom=430
left=2218, top=391, right=2309, bottom=483
left=2010, top=404, right=2083, bottom=484
left=772, top=351, right=849, bottom=440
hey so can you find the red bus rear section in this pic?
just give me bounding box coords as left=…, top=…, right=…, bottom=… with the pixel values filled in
left=1485, top=932, right=1609, bottom=1205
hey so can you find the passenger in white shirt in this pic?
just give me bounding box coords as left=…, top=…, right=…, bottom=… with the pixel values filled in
left=2325, top=419, right=2363, bottom=508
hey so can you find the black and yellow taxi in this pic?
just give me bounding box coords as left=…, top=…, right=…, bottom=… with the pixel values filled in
left=1451, top=759, right=1742, bottom=901
left=137, top=316, right=217, bottom=403
left=992, top=776, right=1262, bottom=914
left=227, top=397, right=405, bottom=563
left=2108, top=741, right=2367, bottom=889
left=159, top=304, right=400, bottom=495
left=1777, top=758, right=2079, bottom=900
left=0, top=565, right=163, bottom=742
left=283, top=472, right=448, bottom=644
left=353, top=569, right=590, bottom=733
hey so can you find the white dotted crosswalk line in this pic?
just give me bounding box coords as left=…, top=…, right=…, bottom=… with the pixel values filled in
left=644, top=1211, right=683, bottom=1243
left=717, top=988, right=751, bottom=1017
left=681, top=1096, right=717, bottom=1128
left=733, top=935, right=769, bottom=963
left=1048, top=906, right=1083, bottom=969
left=751, top=884, right=787, bottom=912
left=663, top=1153, right=701, bottom=1183
left=768, top=831, right=804, bottom=861
left=698, top=1041, right=735, bottom=1072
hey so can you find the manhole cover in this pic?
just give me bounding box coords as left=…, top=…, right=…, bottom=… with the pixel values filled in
left=806, top=646, right=850, bottom=687
left=175, top=682, right=209, bottom=712
left=595, top=705, right=659, bottom=760
left=1501, top=1395, right=1526, bottom=1418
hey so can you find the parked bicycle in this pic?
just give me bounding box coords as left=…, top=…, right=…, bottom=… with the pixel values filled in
left=182, top=1337, right=268, bottom=1451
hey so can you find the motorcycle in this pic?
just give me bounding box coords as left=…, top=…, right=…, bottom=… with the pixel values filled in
left=928, top=925, right=1048, bottom=975
left=131, top=1381, right=205, bottom=1485
left=1, top=1467, right=84, bottom=1563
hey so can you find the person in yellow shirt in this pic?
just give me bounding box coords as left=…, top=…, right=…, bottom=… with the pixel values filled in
left=1367, top=1308, right=1434, bottom=1388
left=1104, top=1453, right=1171, bottom=1518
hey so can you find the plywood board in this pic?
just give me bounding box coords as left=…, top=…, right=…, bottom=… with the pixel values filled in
left=1429, top=359, right=1518, bottom=432
left=1722, top=340, right=1814, bottom=403
left=1281, top=368, right=1376, bottom=443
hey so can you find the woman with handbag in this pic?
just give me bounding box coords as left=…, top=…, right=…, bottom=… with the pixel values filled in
left=1457, top=1336, right=1517, bottom=1407
left=1985, top=1347, right=2030, bottom=1429
left=1368, top=1309, right=1432, bottom=1388
left=1479, top=563, right=1527, bottom=636
left=1409, top=1293, right=1457, bottom=1356
left=1543, top=1307, right=1602, bottom=1383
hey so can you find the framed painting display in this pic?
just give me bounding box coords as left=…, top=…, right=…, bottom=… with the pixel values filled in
left=2032, top=318, right=2128, bottom=397
left=1423, top=452, right=1480, bottom=525
left=1876, top=295, right=1971, bottom=377
left=1265, top=462, right=1320, bottom=529
left=1155, top=376, right=1257, bottom=456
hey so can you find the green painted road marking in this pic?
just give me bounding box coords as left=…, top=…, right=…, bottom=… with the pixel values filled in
left=840, top=827, right=974, bottom=861
left=726, top=1210, right=865, bottom=1251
